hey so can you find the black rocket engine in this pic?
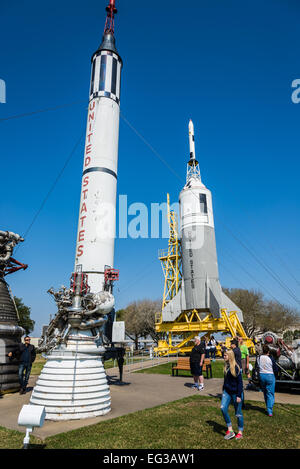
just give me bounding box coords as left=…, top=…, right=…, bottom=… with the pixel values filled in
left=0, top=230, right=27, bottom=393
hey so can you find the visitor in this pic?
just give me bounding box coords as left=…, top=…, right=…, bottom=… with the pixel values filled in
left=220, top=349, right=244, bottom=440
left=208, top=335, right=217, bottom=361
left=189, top=336, right=206, bottom=391
left=230, top=338, right=242, bottom=368
left=204, top=337, right=210, bottom=359
left=257, top=344, right=278, bottom=417
left=221, top=344, right=227, bottom=358
left=238, top=337, right=251, bottom=379
left=8, top=336, right=36, bottom=394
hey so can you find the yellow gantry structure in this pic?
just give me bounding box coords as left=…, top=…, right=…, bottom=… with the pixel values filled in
left=158, top=194, right=182, bottom=310
left=154, top=195, right=255, bottom=356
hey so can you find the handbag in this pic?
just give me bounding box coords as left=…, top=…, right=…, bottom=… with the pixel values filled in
left=250, top=356, right=260, bottom=385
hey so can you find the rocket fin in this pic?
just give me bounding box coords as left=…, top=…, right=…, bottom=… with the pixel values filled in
left=161, top=288, right=187, bottom=322
left=221, top=291, right=244, bottom=323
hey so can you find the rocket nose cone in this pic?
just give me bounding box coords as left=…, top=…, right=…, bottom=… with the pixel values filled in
left=189, top=120, right=194, bottom=132
left=98, top=32, right=118, bottom=54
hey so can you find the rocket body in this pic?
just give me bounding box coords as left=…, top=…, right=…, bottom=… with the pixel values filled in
left=179, top=172, right=222, bottom=317
left=30, top=3, right=124, bottom=421
left=75, top=36, right=122, bottom=293
left=161, top=121, right=243, bottom=322
left=181, top=120, right=222, bottom=317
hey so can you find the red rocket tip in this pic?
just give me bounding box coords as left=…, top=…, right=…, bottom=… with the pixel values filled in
left=106, top=0, right=117, bottom=14
left=104, top=0, right=117, bottom=34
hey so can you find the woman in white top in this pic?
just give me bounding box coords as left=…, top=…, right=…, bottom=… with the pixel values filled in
left=258, top=345, right=278, bottom=416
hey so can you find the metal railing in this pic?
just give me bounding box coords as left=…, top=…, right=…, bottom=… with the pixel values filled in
left=118, top=350, right=178, bottom=373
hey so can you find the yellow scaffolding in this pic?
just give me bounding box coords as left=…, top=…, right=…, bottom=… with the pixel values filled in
left=158, top=193, right=182, bottom=310
left=154, top=194, right=254, bottom=356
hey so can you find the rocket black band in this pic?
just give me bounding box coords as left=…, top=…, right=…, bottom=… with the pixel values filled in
left=90, top=91, right=120, bottom=105
left=89, top=50, right=121, bottom=105
left=82, top=167, right=117, bottom=179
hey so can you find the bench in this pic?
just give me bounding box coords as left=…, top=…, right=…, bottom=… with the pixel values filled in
left=171, top=357, right=212, bottom=379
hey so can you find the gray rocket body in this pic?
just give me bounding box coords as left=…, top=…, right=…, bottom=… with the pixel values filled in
left=161, top=121, right=243, bottom=322
left=181, top=225, right=222, bottom=316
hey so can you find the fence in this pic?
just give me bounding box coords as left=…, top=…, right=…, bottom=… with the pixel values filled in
left=109, top=350, right=179, bottom=373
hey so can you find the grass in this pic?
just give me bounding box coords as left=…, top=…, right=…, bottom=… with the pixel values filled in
left=1, top=395, right=299, bottom=449
left=134, top=359, right=253, bottom=380
left=31, top=354, right=47, bottom=375
left=0, top=426, right=43, bottom=449
left=31, top=354, right=150, bottom=375
left=31, top=355, right=124, bottom=375
left=6, top=356, right=295, bottom=449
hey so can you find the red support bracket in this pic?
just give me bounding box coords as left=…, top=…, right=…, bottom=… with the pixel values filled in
left=104, top=268, right=119, bottom=284
left=4, top=257, right=28, bottom=276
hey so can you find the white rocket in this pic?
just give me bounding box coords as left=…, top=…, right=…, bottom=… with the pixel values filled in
left=161, top=121, right=243, bottom=321
left=29, top=0, right=123, bottom=421
left=74, top=0, right=122, bottom=293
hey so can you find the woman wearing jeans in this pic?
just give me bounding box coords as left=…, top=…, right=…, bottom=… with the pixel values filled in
left=258, top=344, right=278, bottom=416
left=220, top=349, right=244, bottom=440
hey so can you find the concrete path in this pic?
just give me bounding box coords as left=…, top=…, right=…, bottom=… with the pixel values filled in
left=0, top=364, right=299, bottom=440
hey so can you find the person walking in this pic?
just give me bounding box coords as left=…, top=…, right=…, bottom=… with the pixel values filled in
left=257, top=344, right=278, bottom=417
left=230, top=338, right=242, bottom=368
left=221, top=344, right=227, bottom=358
left=220, top=349, right=244, bottom=440
left=238, top=337, right=251, bottom=379
left=8, top=336, right=36, bottom=394
left=208, top=336, right=217, bottom=361
left=231, top=337, right=248, bottom=408
left=189, top=336, right=206, bottom=391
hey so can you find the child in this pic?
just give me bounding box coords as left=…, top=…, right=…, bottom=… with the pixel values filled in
left=220, top=349, right=244, bottom=440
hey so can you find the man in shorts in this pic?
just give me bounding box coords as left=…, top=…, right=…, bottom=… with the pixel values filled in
left=189, top=336, right=206, bottom=391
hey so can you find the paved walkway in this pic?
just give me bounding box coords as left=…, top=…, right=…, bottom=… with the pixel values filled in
left=0, top=361, right=299, bottom=440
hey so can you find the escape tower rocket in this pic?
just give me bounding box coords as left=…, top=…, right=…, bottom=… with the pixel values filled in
left=160, top=121, right=243, bottom=322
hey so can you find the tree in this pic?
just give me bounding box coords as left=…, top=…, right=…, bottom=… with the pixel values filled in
left=223, top=288, right=300, bottom=337
left=223, top=288, right=265, bottom=337
left=14, top=297, right=35, bottom=335
left=119, top=299, right=161, bottom=350
left=262, top=301, right=300, bottom=333
left=115, top=308, right=126, bottom=321
left=283, top=330, right=294, bottom=342
left=294, top=330, right=300, bottom=340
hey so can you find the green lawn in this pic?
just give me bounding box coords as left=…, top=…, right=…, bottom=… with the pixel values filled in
left=135, top=359, right=253, bottom=380
left=31, top=355, right=125, bottom=375
left=0, top=395, right=299, bottom=449
left=31, top=354, right=149, bottom=375
left=6, top=356, right=296, bottom=449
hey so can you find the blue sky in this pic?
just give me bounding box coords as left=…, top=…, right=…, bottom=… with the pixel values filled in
left=1, top=0, right=300, bottom=336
